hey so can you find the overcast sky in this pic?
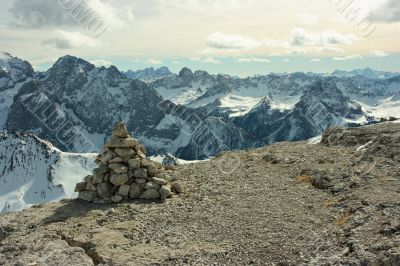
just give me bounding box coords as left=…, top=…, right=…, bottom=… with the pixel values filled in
left=0, top=0, right=399, bottom=76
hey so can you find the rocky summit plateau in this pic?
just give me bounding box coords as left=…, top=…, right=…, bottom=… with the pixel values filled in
left=1, top=122, right=399, bottom=265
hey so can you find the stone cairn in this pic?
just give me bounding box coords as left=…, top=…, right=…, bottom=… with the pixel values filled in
left=75, top=122, right=182, bottom=203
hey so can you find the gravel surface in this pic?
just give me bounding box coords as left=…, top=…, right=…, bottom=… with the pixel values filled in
left=1, top=122, right=399, bottom=265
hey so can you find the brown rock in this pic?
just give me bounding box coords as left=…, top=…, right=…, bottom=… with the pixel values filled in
left=171, top=182, right=183, bottom=194
left=112, top=122, right=129, bottom=138
left=140, top=189, right=160, bottom=200
left=135, top=178, right=147, bottom=185
left=109, top=157, right=124, bottom=163
left=134, top=168, right=148, bottom=178
left=115, top=148, right=136, bottom=160
left=152, top=177, right=168, bottom=185
left=137, top=150, right=146, bottom=159
left=109, top=163, right=128, bottom=174
left=101, top=150, right=113, bottom=163
left=74, top=182, right=87, bottom=192
left=97, top=182, right=113, bottom=199
left=78, top=191, right=97, bottom=202
left=147, top=164, right=158, bottom=177
left=159, top=185, right=172, bottom=199
left=129, top=184, right=144, bottom=199
left=140, top=159, right=151, bottom=167
left=110, top=173, right=129, bottom=186
left=118, top=185, right=131, bottom=197
left=84, top=175, right=93, bottom=183
left=104, top=136, right=139, bottom=149
left=144, top=182, right=161, bottom=190
left=139, top=144, right=146, bottom=155
left=128, top=158, right=140, bottom=169
left=111, top=194, right=124, bottom=203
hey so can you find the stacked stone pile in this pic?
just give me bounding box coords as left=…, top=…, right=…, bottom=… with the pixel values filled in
left=75, top=122, right=183, bottom=203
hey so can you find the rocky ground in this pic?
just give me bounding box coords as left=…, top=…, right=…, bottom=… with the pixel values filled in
left=0, top=122, right=400, bottom=265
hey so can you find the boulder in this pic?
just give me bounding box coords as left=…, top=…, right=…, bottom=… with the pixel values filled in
left=140, top=189, right=160, bottom=200
left=144, top=182, right=161, bottom=190
left=102, top=151, right=113, bottom=163
left=118, top=185, right=131, bottom=197
left=115, top=148, right=135, bottom=160
left=111, top=194, right=124, bottom=203
left=110, top=173, right=128, bottom=186
left=171, top=182, right=183, bottom=194
left=135, top=178, right=147, bottom=185
left=109, top=163, right=128, bottom=174
left=97, top=182, right=113, bottom=199
left=78, top=191, right=98, bottom=202
left=128, top=158, right=140, bottom=169
left=134, top=168, right=148, bottom=178
left=104, top=136, right=139, bottom=149
left=109, top=157, right=123, bottom=163
left=74, top=182, right=87, bottom=192
left=140, top=159, right=151, bottom=167
left=147, top=164, right=158, bottom=177
left=159, top=185, right=172, bottom=199
left=152, top=177, right=168, bottom=185
left=129, top=184, right=143, bottom=199
left=112, top=122, right=129, bottom=138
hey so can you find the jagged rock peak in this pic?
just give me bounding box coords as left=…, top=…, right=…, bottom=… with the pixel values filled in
left=254, top=96, right=273, bottom=109
left=178, top=67, right=194, bottom=79
left=52, top=55, right=95, bottom=72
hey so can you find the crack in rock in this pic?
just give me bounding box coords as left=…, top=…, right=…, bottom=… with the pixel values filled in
left=57, top=232, right=105, bottom=265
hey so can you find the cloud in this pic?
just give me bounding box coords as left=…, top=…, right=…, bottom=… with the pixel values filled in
left=333, top=55, right=362, bottom=61
left=311, top=58, right=321, bottom=62
left=205, top=28, right=357, bottom=56
left=9, top=0, right=134, bottom=32
left=372, top=0, right=400, bottom=23
left=206, top=32, right=263, bottom=51
left=9, top=0, right=77, bottom=28
left=172, top=61, right=182, bottom=64
left=237, top=57, right=270, bottom=63
left=298, top=13, right=320, bottom=25
left=201, top=57, right=222, bottom=64
left=42, top=30, right=101, bottom=49
left=290, top=28, right=357, bottom=47
left=147, top=58, right=163, bottom=65
left=90, top=59, right=113, bottom=67
left=282, top=59, right=291, bottom=63
left=190, top=57, right=222, bottom=64
left=367, top=50, right=388, bottom=57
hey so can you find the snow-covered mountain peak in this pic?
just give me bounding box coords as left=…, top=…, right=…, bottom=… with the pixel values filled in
left=0, top=52, right=34, bottom=83
left=332, top=68, right=398, bottom=79
left=0, top=131, right=96, bottom=213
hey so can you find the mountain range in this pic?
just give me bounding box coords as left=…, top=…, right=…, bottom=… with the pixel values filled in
left=1, top=52, right=400, bottom=160
left=1, top=51, right=400, bottom=211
